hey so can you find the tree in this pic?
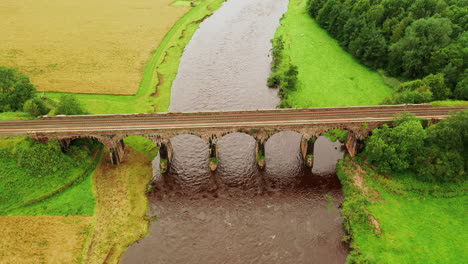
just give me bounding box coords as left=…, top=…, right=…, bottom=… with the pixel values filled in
left=454, top=74, right=468, bottom=100
left=414, top=110, right=467, bottom=182
left=423, top=73, right=451, bottom=100
left=365, top=119, right=426, bottom=173
left=23, top=98, right=50, bottom=117
left=55, top=95, right=87, bottom=115
left=0, top=67, right=36, bottom=112
left=389, top=17, right=454, bottom=78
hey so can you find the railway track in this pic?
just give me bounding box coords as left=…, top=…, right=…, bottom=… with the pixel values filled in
left=0, top=105, right=465, bottom=136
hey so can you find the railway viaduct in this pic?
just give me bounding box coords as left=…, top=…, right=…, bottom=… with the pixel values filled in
left=0, top=104, right=465, bottom=169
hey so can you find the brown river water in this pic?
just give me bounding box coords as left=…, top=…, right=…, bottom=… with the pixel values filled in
left=122, top=0, right=349, bottom=262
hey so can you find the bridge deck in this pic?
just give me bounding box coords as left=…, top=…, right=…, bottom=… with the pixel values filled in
left=0, top=105, right=465, bottom=136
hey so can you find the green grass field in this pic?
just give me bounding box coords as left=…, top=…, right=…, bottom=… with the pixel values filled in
left=274, top=0, right=394, bottom=107
left=0, top=112, right=34, bottom=120
left=0, top=137, right=99, bottom=215
left=7, top=168, right=97, bottom=216
left=124, top=136, right=159, bottom=160
left=338, top=158, right=467, bottom=263
left=42, top=0, right=225, bottom=114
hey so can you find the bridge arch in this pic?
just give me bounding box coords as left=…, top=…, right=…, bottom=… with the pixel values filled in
left=216, top=132, right=258, bottom=187
left=165, top=133, right=212, bottom=192
left=263, top=131, right=304, bottom=188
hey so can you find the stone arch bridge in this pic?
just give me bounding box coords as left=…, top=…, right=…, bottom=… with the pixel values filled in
left=0, top=104, right=464, bottom=168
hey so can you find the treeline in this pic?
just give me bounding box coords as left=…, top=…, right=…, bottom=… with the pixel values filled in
left=0, top=66, right=87, bottom=116
left=309, top=0, right=467, bottom=103
left=365, top=111, right=467, bottom=182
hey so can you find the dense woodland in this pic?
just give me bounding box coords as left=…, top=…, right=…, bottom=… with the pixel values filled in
left=309, top=0, right=468, bottom=103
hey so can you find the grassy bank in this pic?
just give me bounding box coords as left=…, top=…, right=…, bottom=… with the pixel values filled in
left=0, top=112, right=34, bottom=121
left=43, top=0, right=225, bottom=114
left=84, top=147, right=153, bottom=263
left=0, top=137, right=99, bottom=215
left=271, top=0, right=393, bottom=108
left=337, top=157, right=467, bottom=263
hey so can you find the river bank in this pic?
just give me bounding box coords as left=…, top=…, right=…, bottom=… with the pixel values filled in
left=269, top=0, right=393, bottom=108
left=337, top=157, right=467, bottom=263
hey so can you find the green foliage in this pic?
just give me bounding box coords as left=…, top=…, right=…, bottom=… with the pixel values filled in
left=0, top=67, right=36, bottom=112
left=15, top=139, right=67, bottom=178
left=268, top=34, right=299, bottom=105
left=431, top=100, right=468, bottom=107
left=413, top=110, right=467, bottom=182
left=257, top=150, right=265, bottom=162
left=336, top=158, right=373, bottom=261
left=423, top=73, right=452, bottom=100
left=8, top=169, right=96, bottom=216
left=365, top=111, right=467, bottom=182
left=267, top=74, right=281, bottom=88
left=366, top=120, right=426, bottom=173
left=0, top=137, right=99, bottom=215
left=383, top=73, right=453, bottom=103
left=454, top=75, right=468, bottom=100
left=273, top=0, right=393, bottom=108
left=55, top=95, right=88, bottom=115
left=270, top=37, right=285, bottom=72
left=338, top=159, right=468, bottom=263
left=323, top=129, right=349, bottom=143
left=209, top=157, right=219, bottom=164
left=0, top=112, right=34, bottom=120
left=123, top=136, right=159, bottom=160
left=309, top=0, right=467, bottom=101
left=23, top=98, right=50, bottom=117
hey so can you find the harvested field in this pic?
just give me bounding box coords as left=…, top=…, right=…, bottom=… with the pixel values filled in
left=0, top=216, right=92, bottom=263
left=0, top=0, right=189, bottom=95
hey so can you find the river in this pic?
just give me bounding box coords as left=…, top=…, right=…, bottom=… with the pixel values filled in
left=122, top=0, right=348, bottom=263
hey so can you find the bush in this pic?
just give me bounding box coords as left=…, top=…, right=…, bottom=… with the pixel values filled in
left=23, top=98, right=50, bottom=116
left=267, top=74, right=281, bottom=88
left=55, top=95, right=88, bottom=115
left=282, top=65, right=298, bottom=91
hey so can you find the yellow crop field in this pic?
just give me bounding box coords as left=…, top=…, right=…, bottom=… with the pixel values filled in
left=0, top=0, right=190, bottom=95
left=0, top=216, right=92, bottom=263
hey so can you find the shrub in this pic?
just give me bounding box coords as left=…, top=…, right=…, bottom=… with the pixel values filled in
left=267, top=74, right=281, bottom=88
left=55, top=95, right=88, bottom=115
left=23, top=98, right=50, bottom=116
